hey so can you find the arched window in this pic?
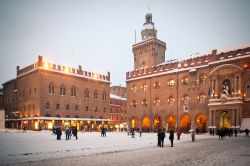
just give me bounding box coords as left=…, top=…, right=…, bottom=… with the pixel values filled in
left=84, top=88, right=89, bottom=99
left=198, top=93, right=206, bottom=103
left=71, top=86, right=76, bottom=97
left=168, top=96, right=175, bottom=105
left=154, top=82, right=160, bottom=89
left=60, top=85, right=66, bottom=96
left=131, top=100, right=137, bottom=107
left=182, top=95, right=189, bottom=104
left=168, top=79, right=175, bottom=88
left=182, top=76, right=188, bottom=85
left=102, top=92, right=107, bottom=101
left=154, top=97, right=160, bottom=106
left=94, top=90, right=98, bottom=100
left=142, top=84, right=148, bottom=92
left=48, top=83, right=54, bottom=94
left=199, top=74, right=206, bottom=84
left=45, top=102, right=50, bottom=110
left=142, top=98, right=148, bottom=106
left=131, top=85, right=137, bottom=93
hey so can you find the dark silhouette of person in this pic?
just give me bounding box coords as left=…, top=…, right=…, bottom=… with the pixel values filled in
left=169, top=129, right=174, bottom=147
left=56, top=127, right=62, bottom=140
left=234, top=129, right=237, bottom=137
left=65, top=126, right=70, bottom=140
left=245, top=129, right=249, bottom=137
left=72, top=126, right=78, bottom=139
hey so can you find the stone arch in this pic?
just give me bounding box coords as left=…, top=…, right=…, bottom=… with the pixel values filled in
left=141, top=116, right=151, bottom=132
left=165, top=115, right=176, bottom=131
left=130, top=116, right=139, bottom=129
left=153, top=115, right=162, bottom=130
left=195, top=114, right=207, bottom=133
left=209, top=64, right=242, bottom=76
left=180, top=114, right=191, bottom=133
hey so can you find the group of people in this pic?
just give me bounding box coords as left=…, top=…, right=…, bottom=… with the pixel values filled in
left=157, top=129, right=175, bottom=147
left=52, top=126, right=78, bottom=140
left=217, top=128, right=238, bottom=140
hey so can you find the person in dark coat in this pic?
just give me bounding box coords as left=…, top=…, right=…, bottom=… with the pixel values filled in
left=177, top=129, right=182, bottom=140
left=56, top=127, right=62, bottom=140
left=157, top=129, right=162, bottom=147
left=234, top=129, right=237, bottom=137
left=169, top=129, right=174, bottom=147
left=245, top=129, right=249, bottom=137
left=101, top=128, right=105, bottom=137
left=72, top=126, right=78, bottom=140
left=65, top=126, right=70, bottom=140
left=131, top=128, right=135, bottom=138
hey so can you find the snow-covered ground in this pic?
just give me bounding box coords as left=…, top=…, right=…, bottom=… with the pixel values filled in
left=0, top=130, right=249, bottom=166
left=0, top=130, right=210, bottom=165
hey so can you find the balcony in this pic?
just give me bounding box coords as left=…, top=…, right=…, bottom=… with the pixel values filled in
left=208, top=94, right=243, bottom=106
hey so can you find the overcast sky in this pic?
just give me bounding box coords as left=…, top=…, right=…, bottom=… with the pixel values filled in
left=0, top=0, right=250, bottom=87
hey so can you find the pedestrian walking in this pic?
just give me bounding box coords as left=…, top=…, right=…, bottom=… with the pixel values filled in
left=191, top=130, right=196, bottom=142
left=56, top=127, right=62, bottom=140
left=72, top=126, right=78, bottom=140
left=177, top=129, right=182, bottom=140
left=234, top=128, right=237, bottom=137
left=65, top=126, right=70, bottom=140
left=245, top=129, right=249, bottom=137
left=169, top=129, right=174, bottom=147
left=131, top=128, right=135, bottom=138
left=157, top=129, right=161, bottom=147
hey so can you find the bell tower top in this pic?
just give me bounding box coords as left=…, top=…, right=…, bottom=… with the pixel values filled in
left=141, top=8, right=157, bottom=40
left=132, top=8, right=166, bottom=69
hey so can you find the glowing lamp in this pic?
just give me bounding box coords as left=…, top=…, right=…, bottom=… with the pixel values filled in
left=44, top=62, right=49, bottom=69
left=64, top=67, right=69, bottom=73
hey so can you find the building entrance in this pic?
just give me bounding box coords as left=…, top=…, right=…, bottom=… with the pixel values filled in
left=219, top=111, right=232, bottom=128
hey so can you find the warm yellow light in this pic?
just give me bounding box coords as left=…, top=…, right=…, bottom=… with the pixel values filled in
left=52, top=120, right=55, bottom=123
left=48, top=122, right=53, bottom=129
left=35, top=121, right=39, bottom=129
left=44, top=62, right=49, bottom=69
left=244, top=93, right=246, bottom=97
left=244, top=64, right=248, bottom=68
left=93, top=73, right=98, bottom=79
left=87, top=120, right=90, bottom=124
left=64, top=67, right=69, bottom=73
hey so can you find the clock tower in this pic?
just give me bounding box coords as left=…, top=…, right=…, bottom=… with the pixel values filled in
left=133, top=10, right=166, bottom=69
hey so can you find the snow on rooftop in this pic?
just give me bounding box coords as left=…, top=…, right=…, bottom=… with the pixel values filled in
left=110, top=94, right=126, bottom=100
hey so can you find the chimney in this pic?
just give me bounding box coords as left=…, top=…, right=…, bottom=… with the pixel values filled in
left=38, top=55, right=43, bottom=67
left=107, top=72, right=110, bottom=81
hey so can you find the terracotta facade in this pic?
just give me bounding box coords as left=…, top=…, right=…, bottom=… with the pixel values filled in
left=126, top=11, right=250, bottom=132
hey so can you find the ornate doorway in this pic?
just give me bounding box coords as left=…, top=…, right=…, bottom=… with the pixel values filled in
left=219, top=111, right=232, bottom=128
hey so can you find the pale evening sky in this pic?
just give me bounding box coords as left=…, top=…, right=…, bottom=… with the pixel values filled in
left=0, top=0, right=250, bottom=87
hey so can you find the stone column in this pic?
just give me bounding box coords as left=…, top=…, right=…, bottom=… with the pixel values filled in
left=209, top=110, right=212, bottom=126
left=231, top=109, right=235, bottom=127
left=235, top=109, right=239, bottom=126
left=213, top=110, right=216, bottom=127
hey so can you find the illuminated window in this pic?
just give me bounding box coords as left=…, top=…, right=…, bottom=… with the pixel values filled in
left=60, top=85, right=66, bottom=96
left=199, top=75, right=206, bottom=84
left=131, top=85, right=137, bottom=93
left=168, top=96, right=175, bottom=105
left=142, top=84, right=148, bottom=92
left=198, top=94, right=206, bottom=103
left=154, top=97, right=160, bottom=106
left=142, top=99, right=148, bottom=106
left=182, top=76, right=189, bottom=85
left=182, top=95, right=189, bottom=104
left=131, top=100, right=137, bottom=107
left=168, top=79, right=175, bottom=87
left=71, top=87, right=76, bottom=97
left=45, top=102, right=50, bottom=110
left=102, top=92, right=107, bottom=101
left=154, top=82, right=160, bottom=89
left=84, top=88, right=89, bottom=99
left=94, top=90, right=98, bottom=100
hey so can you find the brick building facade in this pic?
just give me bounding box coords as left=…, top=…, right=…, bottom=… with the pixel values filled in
left=110, top=93, right=127, bottom=131
left=126, top=11, right=250, bottom=132
left=3, top=55, right=111, bottom=131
